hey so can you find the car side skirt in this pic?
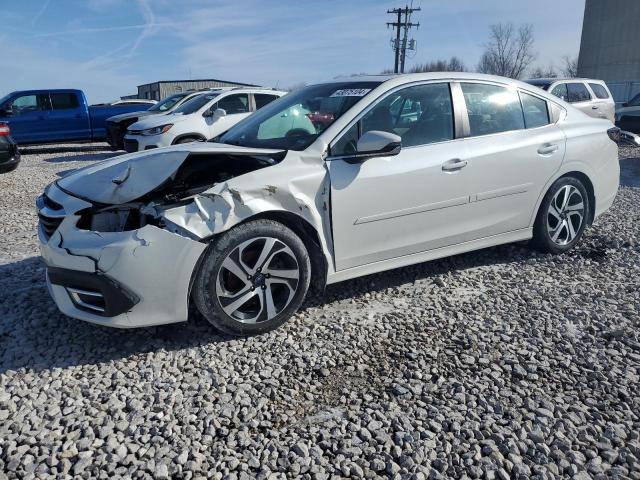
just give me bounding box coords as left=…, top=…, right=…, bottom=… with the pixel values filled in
left=326, top=228, right=532, bottom=285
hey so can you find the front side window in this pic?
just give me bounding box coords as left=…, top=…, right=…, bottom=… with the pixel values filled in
left=566, top=83, right=591, bottom=103
left=550, top=84, right=568, bottom=101
left=50, top=93, right=80, bottom=110
left=219, top=81, right=381, bottom=151
left=520, top=92, right=550, bottom=128
left=217, top=94, right=249, bottom=114
left=589, top=83, right=610, bottom=100
left=461, top=83, right=524, bottom=137
left=7, top=94, right=49, bottom=115
left=332, top=83, right=453, bottom=155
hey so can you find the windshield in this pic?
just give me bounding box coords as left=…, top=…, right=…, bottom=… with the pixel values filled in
left=218, top=82, right=381, bottom=150
left=173, top=92, right=219, bottom=115
left=0, top=93, right=12, bottom=109
left=627, top=93, right=640, bottom=107
left=148, top=93, right=188, bottom=112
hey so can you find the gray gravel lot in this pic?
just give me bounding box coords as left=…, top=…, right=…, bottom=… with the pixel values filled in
left=1, top=143, right=639, bottom=479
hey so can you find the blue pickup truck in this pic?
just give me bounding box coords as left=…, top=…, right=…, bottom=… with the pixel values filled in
left=0, top=89, right=147, bottom=145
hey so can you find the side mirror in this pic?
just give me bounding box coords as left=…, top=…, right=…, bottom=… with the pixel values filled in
left=213, top=108, right=227, bottom=118
left=355, top=130, right=401, bottom=157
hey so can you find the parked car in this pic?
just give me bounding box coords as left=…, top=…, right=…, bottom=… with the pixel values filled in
left=106, top=91, right=214, bottom=150
left=0, top=89, right=146, bottom=145
left=123, top=88, right=287, bottom=152
left=524, top=78, right=615, bottom=122
left=0, top=122, right=20, bottom=173
left=37, top=73, right=620, bottom=335
left=615, top=92, right=640, bottom=134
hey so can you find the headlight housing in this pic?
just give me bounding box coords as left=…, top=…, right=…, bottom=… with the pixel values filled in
left=138, top=124, right=173, bottom=136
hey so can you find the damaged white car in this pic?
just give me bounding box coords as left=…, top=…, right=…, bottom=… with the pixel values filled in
left=38, top=73, right=620, bottom=335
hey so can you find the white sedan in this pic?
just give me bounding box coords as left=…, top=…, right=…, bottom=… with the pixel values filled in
left=37, top=73, right=620, bottom=335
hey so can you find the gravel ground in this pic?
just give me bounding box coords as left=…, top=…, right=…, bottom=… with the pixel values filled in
left=1, top=143, right=639, bottom=479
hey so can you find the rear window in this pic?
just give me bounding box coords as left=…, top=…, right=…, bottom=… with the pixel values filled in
left=566, top=83, right=591, bottom=103
left=589, top=83, right=610, bottom=99
left=50, top=93, right=80, bottom=110
left=461, top=83, right=524, bottom=137
left=254, top=94, right=279, bottom=110
left=520, top=92, right=550, bottom=128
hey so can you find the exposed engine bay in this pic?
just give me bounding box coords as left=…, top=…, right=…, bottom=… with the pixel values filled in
left=72, top=152, right=286, bottom=236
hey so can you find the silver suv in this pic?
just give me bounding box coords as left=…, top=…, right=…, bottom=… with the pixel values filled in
left=525, top=78, right=615, bottom=122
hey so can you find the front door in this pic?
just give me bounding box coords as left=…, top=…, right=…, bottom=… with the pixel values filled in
left=328, top=82, right=474, bottom=271
left=206, top=93, right=252, bottom=139
left=1, top=93, right=51, bottom=143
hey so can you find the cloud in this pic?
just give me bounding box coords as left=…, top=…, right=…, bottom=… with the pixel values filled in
left=31, top=0, right=51, bottom=27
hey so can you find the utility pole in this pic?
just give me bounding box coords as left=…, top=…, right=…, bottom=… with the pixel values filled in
left=387, top=5, right=420, bottom=73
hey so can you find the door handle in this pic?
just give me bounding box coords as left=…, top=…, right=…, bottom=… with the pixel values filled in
left=592, top=105, right=599, bottom=110
left=537, top=144, right=559, bottom=155
left=441, top=158, right=468, bottom=172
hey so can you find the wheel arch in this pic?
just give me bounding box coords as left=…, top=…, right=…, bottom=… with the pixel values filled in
left=531, top=167, right=597, bottom=227
left=172, top=133, right=207, bottom=144
left=243, top=210, right=328, bottom=293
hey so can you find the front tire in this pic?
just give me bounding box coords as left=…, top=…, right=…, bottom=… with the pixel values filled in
left=532, top=176, right=590, bottom=254
left=193, top=220, right=311, bottom=336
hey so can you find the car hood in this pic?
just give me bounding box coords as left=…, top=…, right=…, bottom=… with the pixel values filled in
left=129, top=113, right=189, bottom=131
left=107, top=110, right=156, bottom=123
left=56, top=142, right=285, bottom=205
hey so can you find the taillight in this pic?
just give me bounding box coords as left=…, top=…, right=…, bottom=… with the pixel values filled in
left=607, top=127, right=621, bottom=144
left=0, top=123, right=9, bottom=137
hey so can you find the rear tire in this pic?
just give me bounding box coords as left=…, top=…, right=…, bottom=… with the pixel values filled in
left=532, top=176, right=590, bottom=254
left=193, top=220, right=311, bottom=336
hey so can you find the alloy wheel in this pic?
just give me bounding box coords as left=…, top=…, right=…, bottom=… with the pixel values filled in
left=546, top=185, right=585, bottom=246
left=215, top=237, right=300, bottom=323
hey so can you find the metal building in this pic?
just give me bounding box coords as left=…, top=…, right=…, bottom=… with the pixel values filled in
left=578, top=0, right=640, bottom=105
left=136, top=78, right=260, bottom=101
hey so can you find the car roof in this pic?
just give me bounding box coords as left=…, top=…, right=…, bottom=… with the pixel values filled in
left=524, top=77, right=606, bottom=84
left=314, top=72, right=562, bottom=95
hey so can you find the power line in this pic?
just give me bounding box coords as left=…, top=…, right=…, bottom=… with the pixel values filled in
left=386, top=4, right=420, bottom=73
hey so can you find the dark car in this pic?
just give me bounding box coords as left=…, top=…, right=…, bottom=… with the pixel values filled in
left=105, top=91, right=206, bottom=150
left=0, top=122, right=20, bottom=173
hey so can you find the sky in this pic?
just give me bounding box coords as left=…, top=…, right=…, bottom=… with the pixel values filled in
left=0, top=0, right=586, bottom=103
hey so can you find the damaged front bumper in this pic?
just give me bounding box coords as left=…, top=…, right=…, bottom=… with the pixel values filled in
left=37, top=183, right=206, bottom=328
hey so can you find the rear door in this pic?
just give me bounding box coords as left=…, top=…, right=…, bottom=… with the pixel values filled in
left=457, top=82, right=566, bottom=238
left=587, top=82, right=615, bottom=122
left=2, top=93, right=51, bottom=143
left=47, top=92, right=89, bottom=141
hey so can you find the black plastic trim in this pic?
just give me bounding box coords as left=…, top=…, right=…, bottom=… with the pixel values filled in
left=47, top=267, right=140, bottom=317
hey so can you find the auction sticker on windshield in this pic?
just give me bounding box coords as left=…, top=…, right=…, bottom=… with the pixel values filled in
left=330, top=89, right=371, bottom=97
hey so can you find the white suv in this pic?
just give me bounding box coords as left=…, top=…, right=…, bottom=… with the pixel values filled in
left=123, top=88, right=287, bottom=152
left=525, top=78, right=615, bottom=122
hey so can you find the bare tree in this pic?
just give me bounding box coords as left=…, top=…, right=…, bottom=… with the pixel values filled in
left=477, top=23, right=537, bottom=79
left=408, top=56, right=467, bottom=73
left=529, top=64, right=557, bottom=79
left=561, top=55, right=579, bottom=78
